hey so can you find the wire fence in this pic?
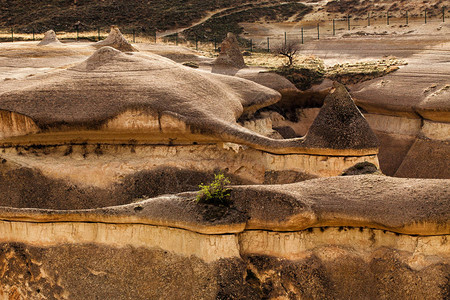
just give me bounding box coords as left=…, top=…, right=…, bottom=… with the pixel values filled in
left=0, top=8, right=447, bottom=52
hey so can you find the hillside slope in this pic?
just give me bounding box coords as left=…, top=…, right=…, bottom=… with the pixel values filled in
left=0, top=0, right=446, bottom=37
left=0, top=0, right=302, bottom=31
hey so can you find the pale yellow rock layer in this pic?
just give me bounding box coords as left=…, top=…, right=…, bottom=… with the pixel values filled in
left=239, top=228, right=449, bottom=269
left=0, top=219, right=447, bottom=268
left=0, top=220, right=240, bottom=263
left=0, top=144, right=379, bottom=188
left=421, top=120, right=450, bottom=141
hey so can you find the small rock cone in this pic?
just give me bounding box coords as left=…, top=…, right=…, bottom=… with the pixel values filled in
left=95, top=26, right=137, bottom=52
left=213, top=33, right=246, bottom=69
left=38, top=30, right=62, bottom=46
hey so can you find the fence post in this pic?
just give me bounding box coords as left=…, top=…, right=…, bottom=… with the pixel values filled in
left=250, top=39, right=253, bottom=52
left=284, top=32, right=287, bottom=45
left=406, top=11, right=409, bottom=25
left=154, top=31, right=157, bottom=44
left=386, top=11, right=389, bottom=25
left=301, top=27, right=303, bottom=44
left=425, top=10, right=427, bottom=24
left=333, top=19, right=335, bottom=35
left=195, top=35, right=198, bottom=50
left=11, top=28, right=14, bottom=42
left=317, top=23, right=319, bottom=40
left=267, top=37, right=270, bottom=52
left=347, top=14, right=350, bottom=30
left=368, top=12, right=370, bottom=26
left=98, top=27, right=100, bottom=41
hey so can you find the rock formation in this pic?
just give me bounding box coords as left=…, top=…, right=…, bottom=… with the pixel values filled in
left=0, top=175, right=448, bottom=299
left=349, top=42, right=450, bottom=178
left=213, top=33, right=246, bottom=69
left=37, top=30, right=62, bottom=46
left=304, top=82, right=378, bottom=150
left=0, top=24, right=448, bottom=300
left=236, top=71, right=297, bottom=94
left=0, top=47, right=378, bottom=157
left=95, top=25, right=137, bottom=52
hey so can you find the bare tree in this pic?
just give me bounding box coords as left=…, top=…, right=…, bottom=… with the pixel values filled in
left=276, top=40, right=300, bottom=67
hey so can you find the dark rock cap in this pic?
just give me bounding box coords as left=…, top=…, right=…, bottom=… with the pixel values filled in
left=304, top=82, right=379, bottom=150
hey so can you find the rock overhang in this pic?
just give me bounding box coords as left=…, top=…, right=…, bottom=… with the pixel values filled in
left=0, top=48, right=379, bottom=156
left=0, top=175, right=447, bottom=236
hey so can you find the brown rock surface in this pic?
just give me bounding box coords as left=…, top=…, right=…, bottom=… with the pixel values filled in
left=1, top=175, right=448, bottom=236
left=0, top=243, right=247, bottom=300
left=298, top=36, right=450, bottom=178
left=0, top=175, right=448, bottom=299
left=373, top=131, right=416, bottom=176
left=416, top=87, right=450, bottom=122
left=0, top=41, right=92, bottom=81
left=236, top=70, right=298, bottom=95
left=1, top=237, right=448, bottom=299
left=395, top=137, right=450, bottom=179
left=348, top=40, right=450, bottom=121
left=136, top=43, right=202, bottom=62
left=232, top=175, right=450, bottom=235
left=363, top=113, right=449, bottom=178
left=0, top=47, right=277, bottom=144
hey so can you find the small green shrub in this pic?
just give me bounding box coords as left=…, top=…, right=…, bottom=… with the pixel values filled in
left=196, top=173, right=232, bottom=206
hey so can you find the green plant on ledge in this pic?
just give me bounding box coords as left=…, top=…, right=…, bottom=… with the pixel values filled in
left=196, top=173, right=232, bottom=206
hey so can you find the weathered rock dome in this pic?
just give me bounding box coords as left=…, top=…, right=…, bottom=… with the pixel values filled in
left=0, top=47, right=378, bottom=156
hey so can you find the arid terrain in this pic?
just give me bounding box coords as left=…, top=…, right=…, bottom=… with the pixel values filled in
left=0, top=1, right=449, bottom=299
left=1, top=1, right=447, bottom=40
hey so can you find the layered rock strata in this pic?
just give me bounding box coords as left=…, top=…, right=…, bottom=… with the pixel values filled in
left=349, top=41, right=450, bottom=178
left=0, top=47, right=378, bottom=158
left=0, top=144, right=378, bottom=208
left=0, top=175, right=448, bottom=299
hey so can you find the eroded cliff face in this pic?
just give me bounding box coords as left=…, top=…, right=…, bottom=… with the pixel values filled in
left=0, top=144, right=378, bottom=201
left=364, top=114, right=450, bottom=178
left=0, top=110, right=39, bottom=140
left=282, top=108, right=449, bottom=178
left=0, top=176, right=448, bottom=299
left=0, top=225, right=448, bottom=299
